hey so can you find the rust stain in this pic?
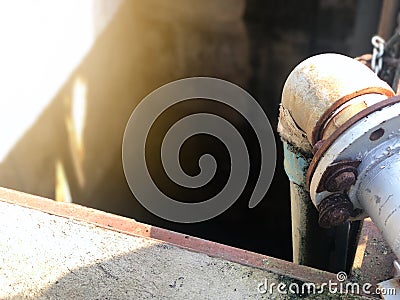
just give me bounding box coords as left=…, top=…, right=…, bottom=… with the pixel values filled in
left=317, top=160, right=360, bottom=193
left=311, top=87, right=394, bottom=145
left=307, top=95, right=400, bottom=190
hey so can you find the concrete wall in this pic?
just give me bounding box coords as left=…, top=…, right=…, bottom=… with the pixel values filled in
left=0, top=0, right=248, bottom=217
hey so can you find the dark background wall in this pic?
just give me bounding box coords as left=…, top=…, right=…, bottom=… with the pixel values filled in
left=124, top=0, right=380, bottom=260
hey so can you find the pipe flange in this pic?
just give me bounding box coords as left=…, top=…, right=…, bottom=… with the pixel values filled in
left=308, top=96, right=400, bottom=220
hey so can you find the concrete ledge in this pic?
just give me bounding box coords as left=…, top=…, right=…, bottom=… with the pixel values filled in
left=0, top=188, right=366, bottom=299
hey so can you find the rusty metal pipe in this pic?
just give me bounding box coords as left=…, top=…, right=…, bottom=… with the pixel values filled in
left=281, top=53, right=400, bottom=262
left=281, top=53, right=393, bottom=146
left=279, top=53, right=400, bottom=273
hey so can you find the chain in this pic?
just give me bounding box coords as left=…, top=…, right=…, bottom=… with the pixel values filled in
left=371, top=35, right=385, bottom=74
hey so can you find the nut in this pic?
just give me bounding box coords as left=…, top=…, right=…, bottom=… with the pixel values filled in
left=325, top=171, right=356, bottom=192
left=317, top=193, right=353, bottom=228
left=317, top=160, right=360, bottom=193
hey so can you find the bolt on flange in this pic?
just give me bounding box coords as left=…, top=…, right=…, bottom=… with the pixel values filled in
left=317, top=193, right=354, bottom=228
left=316, top=160, right=360, bottom=193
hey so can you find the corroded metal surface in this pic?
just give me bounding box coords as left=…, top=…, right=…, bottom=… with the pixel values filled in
left=317, top=194, right=353, bottom=228
left=306, top=95, right=400, bottom=191
left=316, top=160, right=360, bottom=193
left=281, top=53, right=393, bottom=145
left=284, top=143, right=361, bottom=274
left=313, top=87, right=393, bottom=145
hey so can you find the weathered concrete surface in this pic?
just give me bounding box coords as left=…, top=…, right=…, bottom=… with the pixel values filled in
left=0, top=188, right=367, bottom=299
left=352, top=218, right=398, bottom=287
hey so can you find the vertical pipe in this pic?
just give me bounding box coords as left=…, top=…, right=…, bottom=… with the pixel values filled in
left=378, top=0, right=400, bottom=40
left=283, top=142, right=355, bottom=272
left=349, top=0, right=382, bottom=56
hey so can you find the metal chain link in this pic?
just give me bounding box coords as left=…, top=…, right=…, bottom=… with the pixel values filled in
left=371, top=35, right=385, bottom=74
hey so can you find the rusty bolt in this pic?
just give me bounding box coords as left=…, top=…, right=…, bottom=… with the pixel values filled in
left=317, top=193, right=353, bottom=228
left=317, top=160, right=360, bottom=193
left=325, top=170, right=356, bottom=192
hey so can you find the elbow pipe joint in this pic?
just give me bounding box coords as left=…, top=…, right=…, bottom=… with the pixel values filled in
left=280, top=53, right=400, bottom=259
